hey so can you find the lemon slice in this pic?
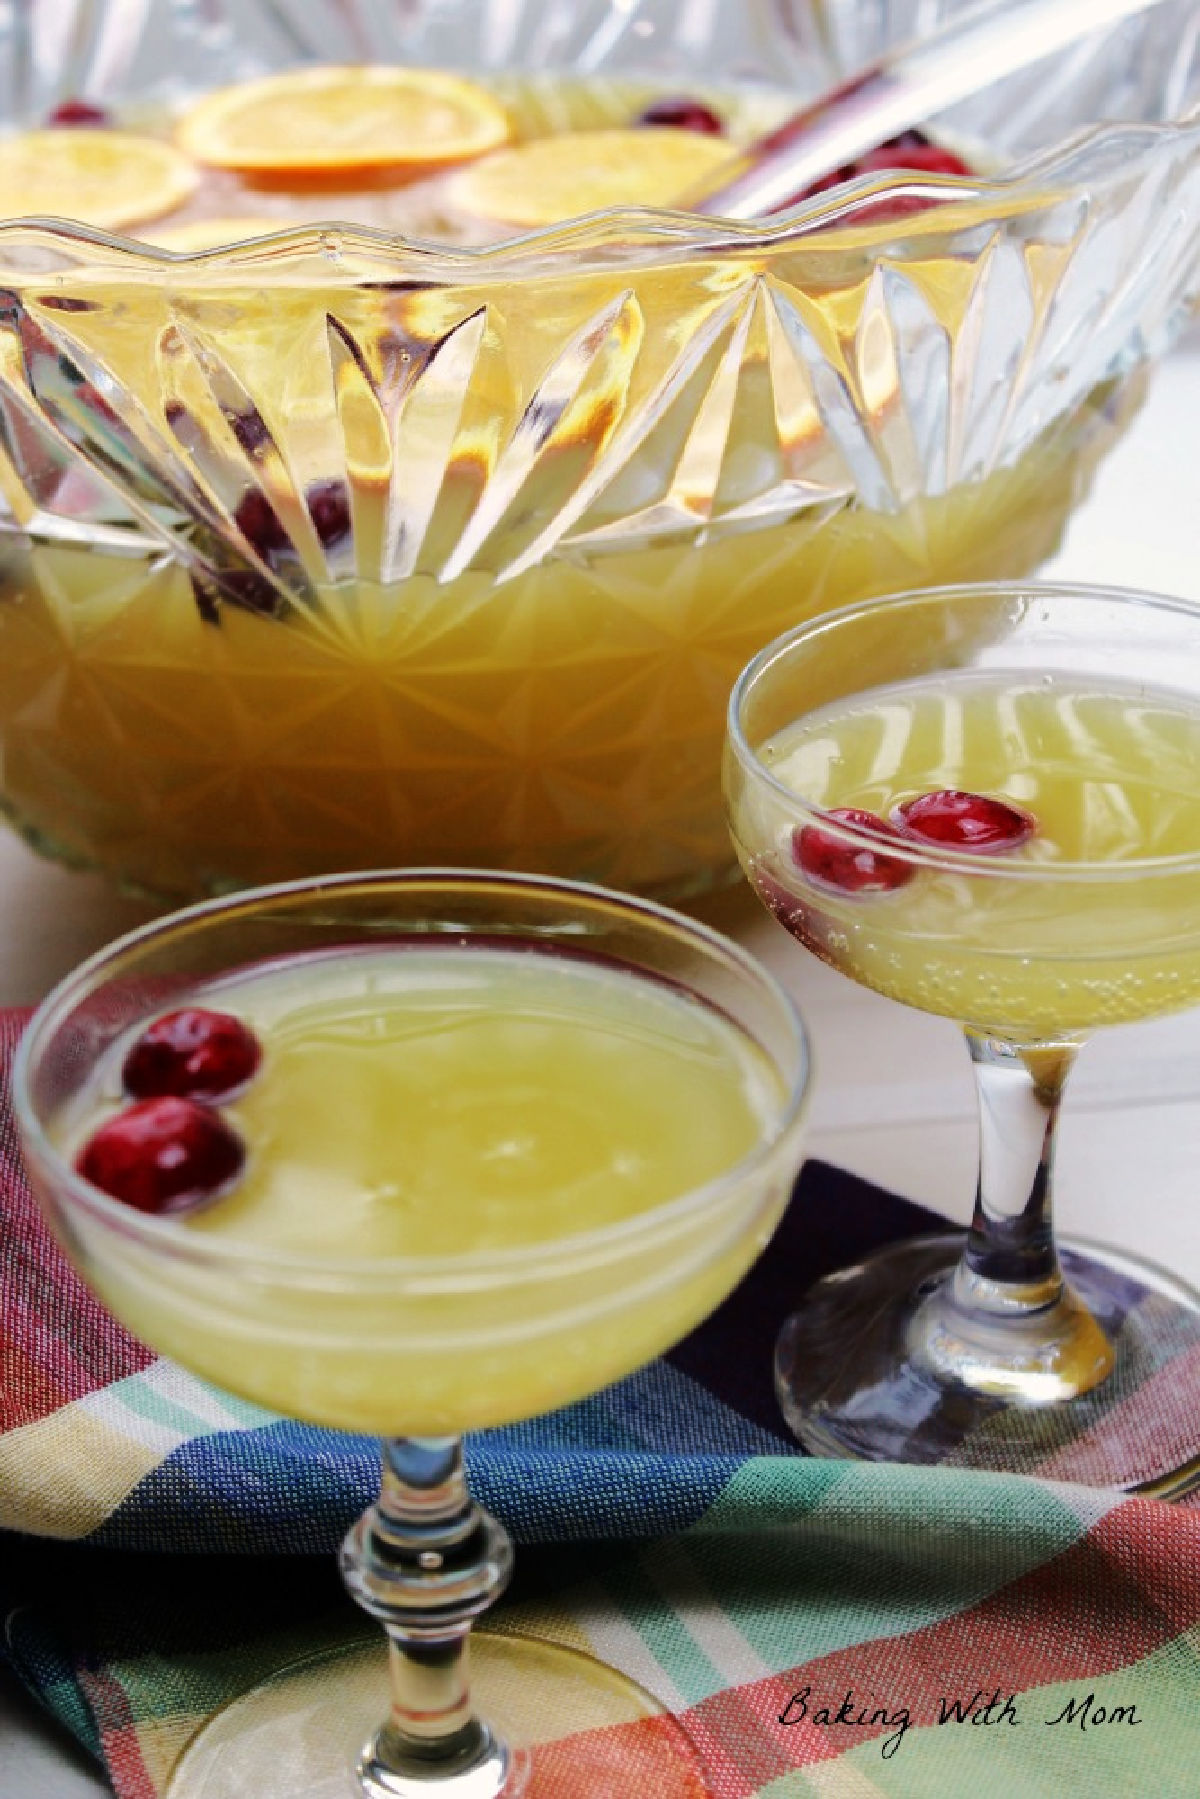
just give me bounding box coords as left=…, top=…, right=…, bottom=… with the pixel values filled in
left=447, top=127, right=731, bottom=228
left=176, top=65, right=512, bottom=188
left=140, top=217, right=290, bottom=251
left=0, top=129, right=198, bottom=231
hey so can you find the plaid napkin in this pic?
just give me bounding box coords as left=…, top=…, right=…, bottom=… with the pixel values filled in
left=2, top=1006, right=1198, bottom=1798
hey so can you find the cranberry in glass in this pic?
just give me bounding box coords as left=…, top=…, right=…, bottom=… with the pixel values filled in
left=793, top=808, right=915, bottom=894
left=896, top=789, right=1035, bottom=853
left=307, top=478, right=352, bottom=549
left=234, top=489, right=290, bottom=565
left=48, top=98, right=110, bottom=127
left=122, top=1007, right=262, bottom=1102
left=76, top=1097, right=245, bottom=1215
left=637, top=96, right=724, bottom=135
left=776, top=128, right=973, bottom=218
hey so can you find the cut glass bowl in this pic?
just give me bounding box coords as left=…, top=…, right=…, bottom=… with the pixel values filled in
left=0, top=0, right=1197, bottom=900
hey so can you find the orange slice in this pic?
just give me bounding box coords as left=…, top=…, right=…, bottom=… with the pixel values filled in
left=175, top=65, right=512, bottom=189
left=0, top=129, right=198, bottom=231
left=140, top=217, right=290, bottom=251
left=447, top=127, right=731, bottom=228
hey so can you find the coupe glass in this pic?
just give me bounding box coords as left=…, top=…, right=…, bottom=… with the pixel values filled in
left=0, top=1, right=1197, bottom=900
left=724, top=581, right=1200, bottom=1495
left=13, top=869, right=810, bottom=1799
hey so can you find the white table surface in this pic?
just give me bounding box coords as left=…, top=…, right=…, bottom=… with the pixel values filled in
left=2, top=334, right=1199, bottom=1797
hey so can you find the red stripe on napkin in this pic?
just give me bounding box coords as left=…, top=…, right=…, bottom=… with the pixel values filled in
left=0, top=1009, right=154, bottom=1432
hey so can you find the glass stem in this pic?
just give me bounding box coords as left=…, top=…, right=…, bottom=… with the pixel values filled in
left=910, top=1033, right=1115, bottom=1400
left=340, top=1436, right=515, bottom=1797
left=957, top=1033, right=1075, bottom=1313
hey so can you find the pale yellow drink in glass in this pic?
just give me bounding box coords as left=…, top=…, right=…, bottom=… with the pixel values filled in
left=0, top=436, right=1098, bottom=900
left=735, top=671, right=1200, bottom=1041
left=55, top=941, right=786, bottom=1433
left=724, top=586, right=1200, bottom=1494
left=22, top=876, right=811, bottom=1798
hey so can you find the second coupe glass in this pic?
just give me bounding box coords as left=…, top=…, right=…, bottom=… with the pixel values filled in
left=725, top=581, right=1200, bottom=1494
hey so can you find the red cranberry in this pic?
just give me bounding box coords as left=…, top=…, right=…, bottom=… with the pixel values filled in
left=122, top=1007, right=262, bottom=1102
left=306, top=478, right=352, bottom=548
left=48, top=98, right=110, bottom=127
left=229, top=408, right=272, bottom=457
left=234, top=488, right=290, bottom=566
left=202, top=567, right=284, bottom=619
left=778, top=128, right=973, bottom=218
left=792, top=808, right=915, bottom=894
left=637, top=96, right=724, bottom=135
left=816, top=132, right=972, bottom=192
left=76, top=1097, right=245, bottom=1215
left=895, top=790, right=1035, bottom=853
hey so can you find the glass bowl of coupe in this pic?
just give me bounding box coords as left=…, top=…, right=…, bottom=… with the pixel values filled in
left=0, top=0, right=1197, bottom=901
left=725, top=580, right=1200, bottom=1496
left=15, top=868, right=811, bottom=1799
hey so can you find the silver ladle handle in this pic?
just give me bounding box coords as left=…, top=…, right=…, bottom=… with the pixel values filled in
left=689, top=0, right=1176, bottom=219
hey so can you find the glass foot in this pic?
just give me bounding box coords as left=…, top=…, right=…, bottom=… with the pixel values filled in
left=776, top=1233, right=1200, bottom=1497
left=164, top=1632, right=711, bottom=1798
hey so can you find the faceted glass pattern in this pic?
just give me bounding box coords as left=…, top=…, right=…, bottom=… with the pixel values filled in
left=0, top=0, right=1197, bottom=899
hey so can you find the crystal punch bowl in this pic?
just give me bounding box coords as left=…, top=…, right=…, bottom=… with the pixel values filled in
left=0, top=0, right=1198, bottom=901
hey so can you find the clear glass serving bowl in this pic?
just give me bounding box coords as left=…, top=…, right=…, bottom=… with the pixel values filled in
left=0, top=0, right=1197, bottom=902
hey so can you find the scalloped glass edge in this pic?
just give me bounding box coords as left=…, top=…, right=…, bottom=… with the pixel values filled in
left=1, top=105, right=1198, bottom=281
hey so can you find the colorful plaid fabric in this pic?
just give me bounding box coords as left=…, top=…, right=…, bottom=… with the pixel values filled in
left=2, top=1006, right=1198, bottom=1797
